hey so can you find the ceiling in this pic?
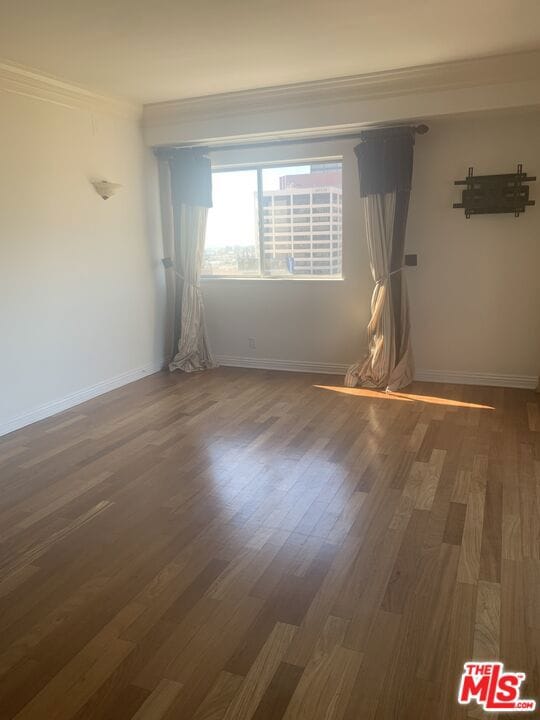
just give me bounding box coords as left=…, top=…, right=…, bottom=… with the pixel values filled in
left=1, top=0, right=540, bottom=105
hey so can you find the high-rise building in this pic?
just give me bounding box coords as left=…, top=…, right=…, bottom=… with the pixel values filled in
left=262, top=167, right=342, bottom=276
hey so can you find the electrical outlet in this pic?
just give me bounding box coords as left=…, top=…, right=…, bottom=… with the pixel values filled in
left=248, top=337, right=256, bottom=349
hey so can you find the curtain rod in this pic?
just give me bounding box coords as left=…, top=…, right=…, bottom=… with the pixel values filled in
left=155, top=123, right=429, bottom=156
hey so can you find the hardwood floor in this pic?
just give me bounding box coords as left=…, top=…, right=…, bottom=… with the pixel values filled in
left=0, top=367, right=538, bottom=719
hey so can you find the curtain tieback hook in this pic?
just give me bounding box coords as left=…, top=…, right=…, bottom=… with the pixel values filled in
left=174, top=270, right=201, bottom=290
left=374, top=266, right=404, bottom=285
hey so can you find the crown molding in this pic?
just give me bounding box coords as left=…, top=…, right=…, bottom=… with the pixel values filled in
left=0, top=60, right=141, bottom=118
left=143, top=50, right=540, bottom=131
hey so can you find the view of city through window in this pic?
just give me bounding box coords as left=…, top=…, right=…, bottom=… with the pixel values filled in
left=203, top=161, right=342, bottom=277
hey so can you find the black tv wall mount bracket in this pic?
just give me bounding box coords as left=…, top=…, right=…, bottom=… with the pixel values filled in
left=453, top=164, right=535, bottom=218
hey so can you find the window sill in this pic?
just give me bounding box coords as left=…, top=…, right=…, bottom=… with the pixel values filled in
left=200, top=275, right=345, bottom=283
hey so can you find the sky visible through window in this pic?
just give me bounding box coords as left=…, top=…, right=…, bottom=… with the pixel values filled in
left=205, top=166, right=311, bottom=249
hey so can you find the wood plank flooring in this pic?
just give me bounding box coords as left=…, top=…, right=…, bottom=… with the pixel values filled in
left=0, top=367, right=539, bottom=719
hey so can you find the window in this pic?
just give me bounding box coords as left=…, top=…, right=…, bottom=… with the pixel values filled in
left=202, top=160, right=343, bottom=278
left=203, top=169, right=259, bottom=277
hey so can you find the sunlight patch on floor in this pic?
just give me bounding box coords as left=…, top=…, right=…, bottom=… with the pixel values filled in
left=314, top=385, right=494, bottom=410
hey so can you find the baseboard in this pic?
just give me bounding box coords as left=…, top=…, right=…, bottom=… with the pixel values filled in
left=414, top=369, right=537, bottom=390
left=216, top=355, right=537, bottom=389
left=0, top=358, right=166, bottom=438
left=216, top=355, right=350, bottom=376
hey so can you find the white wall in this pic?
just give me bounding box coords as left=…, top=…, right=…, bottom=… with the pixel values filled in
left=0, top=90, right=166, bottom=434
left=201, top=111, right=540, bottom=381
left=409, top=112, right=540, bottom=379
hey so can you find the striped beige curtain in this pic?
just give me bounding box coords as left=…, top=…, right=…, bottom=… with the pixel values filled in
left=169, top=204, right=216, bottom=372
left=345, top=193, right=413, bottom=390
left=345, top=128, right=416, bottom=391
left=157, top=149, right=216, bottom=373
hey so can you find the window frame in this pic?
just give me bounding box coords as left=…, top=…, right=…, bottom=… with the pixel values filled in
left=202, top=157, right=344, bottom=281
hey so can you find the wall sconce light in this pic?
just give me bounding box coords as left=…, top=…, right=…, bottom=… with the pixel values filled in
left=91, top=179, right=122, bottom=200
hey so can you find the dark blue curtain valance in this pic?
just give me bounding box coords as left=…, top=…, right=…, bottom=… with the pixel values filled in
left=166, top=149, right=213, bottom=208
left=354, top=127, right=415, bottom=197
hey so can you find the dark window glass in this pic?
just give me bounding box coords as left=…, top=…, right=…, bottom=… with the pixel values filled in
left=313, top=193, right=330, bottom=204
left=274, top=196, right=290, bottom=206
